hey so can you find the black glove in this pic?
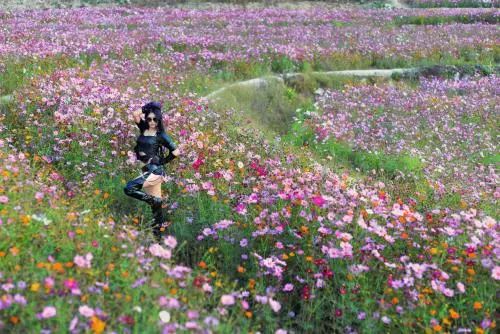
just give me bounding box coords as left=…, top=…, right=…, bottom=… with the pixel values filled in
left=160, top=151, right=176, bottom=165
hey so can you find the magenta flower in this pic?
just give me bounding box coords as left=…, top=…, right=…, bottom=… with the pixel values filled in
left=311, top=195, right=326, bottom=207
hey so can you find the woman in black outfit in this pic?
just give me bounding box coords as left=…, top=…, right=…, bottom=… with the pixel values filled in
left=123, top=101, right=180, bottom=240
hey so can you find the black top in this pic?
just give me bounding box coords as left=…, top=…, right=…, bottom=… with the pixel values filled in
left=135, top=121, right=177, bottom=165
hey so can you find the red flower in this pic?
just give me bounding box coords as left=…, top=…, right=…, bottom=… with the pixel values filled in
left=301, top=285, right=311, bottom=300
left=192, top=153, right=205, bottom=170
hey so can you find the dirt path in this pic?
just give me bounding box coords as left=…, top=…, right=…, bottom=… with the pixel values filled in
left=203, top=68, right=417, bottom=101
left=389, top=0, right=409, bottom=9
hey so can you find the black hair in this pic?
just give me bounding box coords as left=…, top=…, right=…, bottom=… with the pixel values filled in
left=141, top=101, right=165, bottom=133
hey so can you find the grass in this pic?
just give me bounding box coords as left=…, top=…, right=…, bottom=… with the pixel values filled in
left=392, top=13, right=499, bottom=26
left=404, top=0, right=499, bottom=8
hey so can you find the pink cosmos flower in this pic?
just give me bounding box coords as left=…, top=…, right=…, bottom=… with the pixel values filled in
left=149, top=244, right=172, bottom=259
left=492, top=266, right=500, bottom=280
left=73, top=253, right=93, bottom=268
left=0, top=196, right=8, bottom=204
left=202, top=283, right=213, bottom=293
left=163, top=236, right=177, bottom=249
left=39, top=306, right=57, bottom=319
left=220, top=295, right=235, bottom=306
left=269, top=298, right=281, bottom=313
left=79, top=305, right=95, bottom=318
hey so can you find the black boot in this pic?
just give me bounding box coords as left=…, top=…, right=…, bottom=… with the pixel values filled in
left=151, top=205, right=166, bottom=241
left=124, top=179, right=166, bottom=208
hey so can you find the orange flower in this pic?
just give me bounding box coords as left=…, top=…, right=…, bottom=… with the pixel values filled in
left=21, top=215, right=30, bottom=225
left=198, top=261, right=207, bottom=269
left=245, top=311, right=253, bottom=318
left=9, top=247, right=20, bottom=256
left=52, top=262, right=64, bottom=273
left=90, top=316, right=106, bottom=334
left=237, top=266, right=246, bottom=273
left=449, top=309, right=460, bottom=320
left=473, top=302, right=482, bottom=311
left=392, top=297, right=399, bottom=305
left=433, top=324, right=442, bottom=332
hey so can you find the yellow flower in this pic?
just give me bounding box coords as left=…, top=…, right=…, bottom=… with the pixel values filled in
left=430, top=248, right=438, bottom=255
left=30, top=283, right=40, bottom=292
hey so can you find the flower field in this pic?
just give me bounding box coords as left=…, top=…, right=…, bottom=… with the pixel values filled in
left=0, top=3, right=498, bottom=334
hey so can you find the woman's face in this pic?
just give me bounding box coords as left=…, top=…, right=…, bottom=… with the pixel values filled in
left=146, top=112, right=158, bottom=130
